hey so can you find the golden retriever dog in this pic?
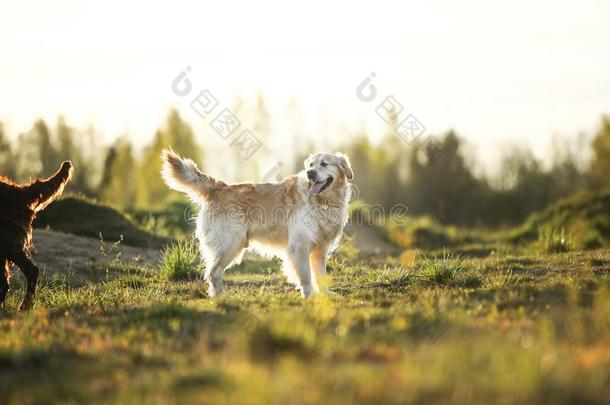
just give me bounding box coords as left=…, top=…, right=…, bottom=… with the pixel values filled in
left=161, top=150, right=353, bottom=297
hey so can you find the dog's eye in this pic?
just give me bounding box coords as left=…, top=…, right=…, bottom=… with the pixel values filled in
left=321, top=162, right=327, bottom=167
left=309, top=163, right=313, bottom=167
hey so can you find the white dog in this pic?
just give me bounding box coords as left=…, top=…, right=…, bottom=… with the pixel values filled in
left=161, top=150, right=353, bottom=297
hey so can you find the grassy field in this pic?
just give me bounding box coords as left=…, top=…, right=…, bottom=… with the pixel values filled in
left=1, top=228, right=609, bottom=404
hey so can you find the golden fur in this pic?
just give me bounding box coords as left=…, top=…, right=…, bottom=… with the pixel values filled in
left=161, top=150, right=353, bottom=297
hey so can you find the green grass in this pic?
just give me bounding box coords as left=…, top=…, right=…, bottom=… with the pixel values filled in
left=1, top=241, right=609, bottom=404
left=128, top=200, right=196, bottom=239
left=10, top=191, right=609, bottom=403
left=507, top=189, right=610, bottom=250
left=381, top=190, right=610, bottom=256
left=535, top=225, right=572, bottom=253
left=159, top=239, right=201, bottom=281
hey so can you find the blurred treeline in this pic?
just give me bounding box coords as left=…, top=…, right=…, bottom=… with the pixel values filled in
left=346, top=114, right=610, bottom=226
left=1, top=108, right=609, bottom=228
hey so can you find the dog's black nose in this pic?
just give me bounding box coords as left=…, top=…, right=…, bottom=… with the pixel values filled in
left=307, top=169, right=316, bottom=180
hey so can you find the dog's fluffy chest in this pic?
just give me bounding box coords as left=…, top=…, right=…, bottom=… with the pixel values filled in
left=292, top=197, right=347, bottom=244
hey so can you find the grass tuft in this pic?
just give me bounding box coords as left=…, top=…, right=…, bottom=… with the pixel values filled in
left=536, top=225, right=572, bottom=253
left=418, top=252, right=467, bottom=286
left=159, top=239, right=200, bottom=281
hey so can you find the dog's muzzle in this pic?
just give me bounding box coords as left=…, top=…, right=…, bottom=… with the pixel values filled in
left=309, top=175, right=334, bottom=195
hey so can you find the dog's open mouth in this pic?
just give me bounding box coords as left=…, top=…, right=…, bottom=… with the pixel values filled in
left=309, top=176, right=334, bottom=195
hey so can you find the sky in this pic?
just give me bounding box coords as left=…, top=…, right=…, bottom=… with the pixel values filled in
left=1, top=0, right=609, bottom=173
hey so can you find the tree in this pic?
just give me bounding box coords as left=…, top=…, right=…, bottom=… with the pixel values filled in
left=228, top=96, right=247, bottom=181
left=245, top=93, right=272, bottom=180
left=135, top=109, right=202, bottom=208
left=494, top=146, right=553, bottom=223
left=99, top=137, right=136, bottom=208
left=0, top=123, right=16, bottom=179
left=591, top=115, right=610, bottom=189
left=16, top=119, right=57, bottom=181
left=406, top=131, right=482, bottom=224
left=342, top=114, right=415, bottom=209
left=55, top=117, right=96, bottom=195
left=343, top=133, right=377, bottom=204
left=548, top=133, right=588, bottom=199
left=377, top=107, right=408, bottom=207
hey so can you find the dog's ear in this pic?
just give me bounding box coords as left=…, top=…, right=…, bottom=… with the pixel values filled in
left=335, top=152, right=353, bottom=180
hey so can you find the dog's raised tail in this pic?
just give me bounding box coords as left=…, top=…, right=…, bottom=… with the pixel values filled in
left=26, top=161, right=73, bottom=213
left=161, top=149, right=219, bottom=201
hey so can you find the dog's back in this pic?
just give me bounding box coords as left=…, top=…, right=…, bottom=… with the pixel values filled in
left=0, top=162, right=73, bottom=253
left=0, top=177, right=35, bottom=254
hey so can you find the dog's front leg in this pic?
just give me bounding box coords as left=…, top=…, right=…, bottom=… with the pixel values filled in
left=310, top=246, right=330, bottom=293
left=287, top=239, right=314, bottom=298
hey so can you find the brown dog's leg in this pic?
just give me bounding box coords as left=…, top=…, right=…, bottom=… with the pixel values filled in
left=10, top=252, right=39, bottom=311
left=0, top=259, right=9, bottom=309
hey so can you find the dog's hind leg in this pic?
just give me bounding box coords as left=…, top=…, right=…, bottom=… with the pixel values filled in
left=203, top=242, right=244, bottom=297
left=0, top=258, right=9, bottom=309
left=287, top=238, right=314, bottom=298
left=9, top=251, right=39, bottom=311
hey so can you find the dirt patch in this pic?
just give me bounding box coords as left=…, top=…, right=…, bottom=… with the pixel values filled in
left=30, top=229, right=162, bottom=274
left=345, top=223, right=401, bottom=257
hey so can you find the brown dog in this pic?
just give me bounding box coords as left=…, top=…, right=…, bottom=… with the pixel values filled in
left=0, top=162, right=73, bottom=310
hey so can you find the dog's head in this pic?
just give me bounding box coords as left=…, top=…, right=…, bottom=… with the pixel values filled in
left=304, top=152, right=353, bottom=196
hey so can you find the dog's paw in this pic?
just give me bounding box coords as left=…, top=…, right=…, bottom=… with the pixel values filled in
left=19, top=299, right=33, bottom=311
left=324, top=289, right=337, bottom=297
left=301, top=285, right=317, bottom=299
left=207, top=287, right=224, bottom=298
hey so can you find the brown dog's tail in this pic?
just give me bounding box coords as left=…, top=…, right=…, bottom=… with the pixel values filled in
left=161, top=149, right=221, bottom=201
left=24, top=161, right=73, bottom=212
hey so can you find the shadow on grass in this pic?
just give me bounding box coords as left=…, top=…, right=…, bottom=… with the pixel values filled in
left=172, top=368, right=229, bottom=390
left=113, top=302, right=228, bottom=334
left=471, top=280, right=602, bottom=311
left=229, top=257, right=281, bottom=275
left=0, top=348, right=102, bottom=403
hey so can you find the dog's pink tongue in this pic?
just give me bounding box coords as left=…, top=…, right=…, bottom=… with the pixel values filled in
left=310, top=181, right=325, bottom=195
